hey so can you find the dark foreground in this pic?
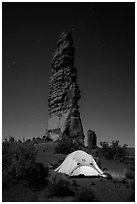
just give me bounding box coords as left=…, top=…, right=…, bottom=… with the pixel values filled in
left=3, top=142, right=135, bottom=202
left=3, top=177, right=134, bottom=202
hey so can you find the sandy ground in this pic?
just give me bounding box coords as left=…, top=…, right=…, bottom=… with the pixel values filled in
left=3, top=142, right=135, bottom=202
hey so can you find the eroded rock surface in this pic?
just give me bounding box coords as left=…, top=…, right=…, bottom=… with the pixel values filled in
left=48, top=31, right=84, bottom=141
left=85, top=130, right=97, bottom=148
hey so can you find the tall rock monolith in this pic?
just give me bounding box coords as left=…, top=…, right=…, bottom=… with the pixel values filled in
left=47, top=31, right=84, bottom=142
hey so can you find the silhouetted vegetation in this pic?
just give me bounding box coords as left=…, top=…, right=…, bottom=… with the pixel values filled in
left=100, top=140, right=128, bottom=160
left=3, top=136, right=134, bottom=202
left=54, top=137, right=73, bottom=154
left=124, top=158, right=135, bottom=180
left=2, top=137, right=49, bottom=188
left=129, top=191, right=135, bottom=202
left=51, top=158, right=64, bottom=168
left=74, top=186, right=98, bottom=202
left=70, top=139, right=84, bottom=152
left=127, top=163, right=135, bottom=172
left=49, top=173, right=74, bottom=197
left=54, top=137, right=83, bottom=154
left=129, top=180, right=135, bottom=202
left=125, top=169, right=134, bottom=179
left=25, top=163, right=49, bottom=188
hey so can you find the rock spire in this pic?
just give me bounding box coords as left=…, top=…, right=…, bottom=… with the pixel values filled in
left=48, top=31, right=84, bottom=141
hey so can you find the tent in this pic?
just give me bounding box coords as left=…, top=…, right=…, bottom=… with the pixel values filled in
left=55, top=150, right=106, bottom=177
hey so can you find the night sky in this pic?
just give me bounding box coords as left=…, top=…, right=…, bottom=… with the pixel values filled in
left=2, top=2, right=135, bottom=147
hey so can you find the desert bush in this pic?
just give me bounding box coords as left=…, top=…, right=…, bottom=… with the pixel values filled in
left=129, top=191, right=135, bottom=202
left=2, top=137, right=38, bottom=187
left=124, top=157, right=135, bottom=165
left=125, top=169, right=134, bottom=179
left=129, top=180, right=135, bottom=202
left=49, top=173, right=74, bottom=197
left=92, top=148, right=102, bottom=158
left=127, top=163, right=135, bottom=172
left=94, top=156, right=102, bottom=168
left=51, top=158, right=64, bottom=168
left=70, top=140, right=83, bottom=152
left=74, top=186, right=98, bottom=202
left=54, top=137, right=73, bottom=154
left=26, top=162, right=49, bottom=188
left=51, top=160, right=58, bottom=168
left=55, top=137, right=83, bottom=155
left=3, top=138, right=35, bottom=185
left=100, top=140, right=127, bottom=160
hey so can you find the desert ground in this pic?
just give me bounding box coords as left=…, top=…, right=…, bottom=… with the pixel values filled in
left=2, top=141, right=135, bottom=202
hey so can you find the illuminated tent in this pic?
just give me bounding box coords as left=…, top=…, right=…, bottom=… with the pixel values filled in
left=55, top=150, right=106, bottom=177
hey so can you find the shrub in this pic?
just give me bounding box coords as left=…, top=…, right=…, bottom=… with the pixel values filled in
left=70, top=140, right=83, bottom=153
left=127, top=163, right=135, bottom=172
left=129, top=191, right=135, bottom=202
left=2, top=137, right=39, bottom=187
left=3, top=138, right=49, bottom=188
left=100, top=140, right=127, bottom=160
left=129, top=180, right=135, bottom=202
left=51, top=158, right=64, bottom=168
left=125, top=169, right=134, bottom=179
left=49, top=173, right=74, bottom=197
left=74, top=186, right=98, bottom=202
left=26, top=162, right=49, bottom=188
left=54, top=137, right=73, bottom=154
left=55, top=137, right=83, bottom=155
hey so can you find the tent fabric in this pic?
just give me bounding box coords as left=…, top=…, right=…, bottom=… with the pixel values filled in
left=55, top=150, right=106, bottom=177
left=71, top=166, right=100, bottom=176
